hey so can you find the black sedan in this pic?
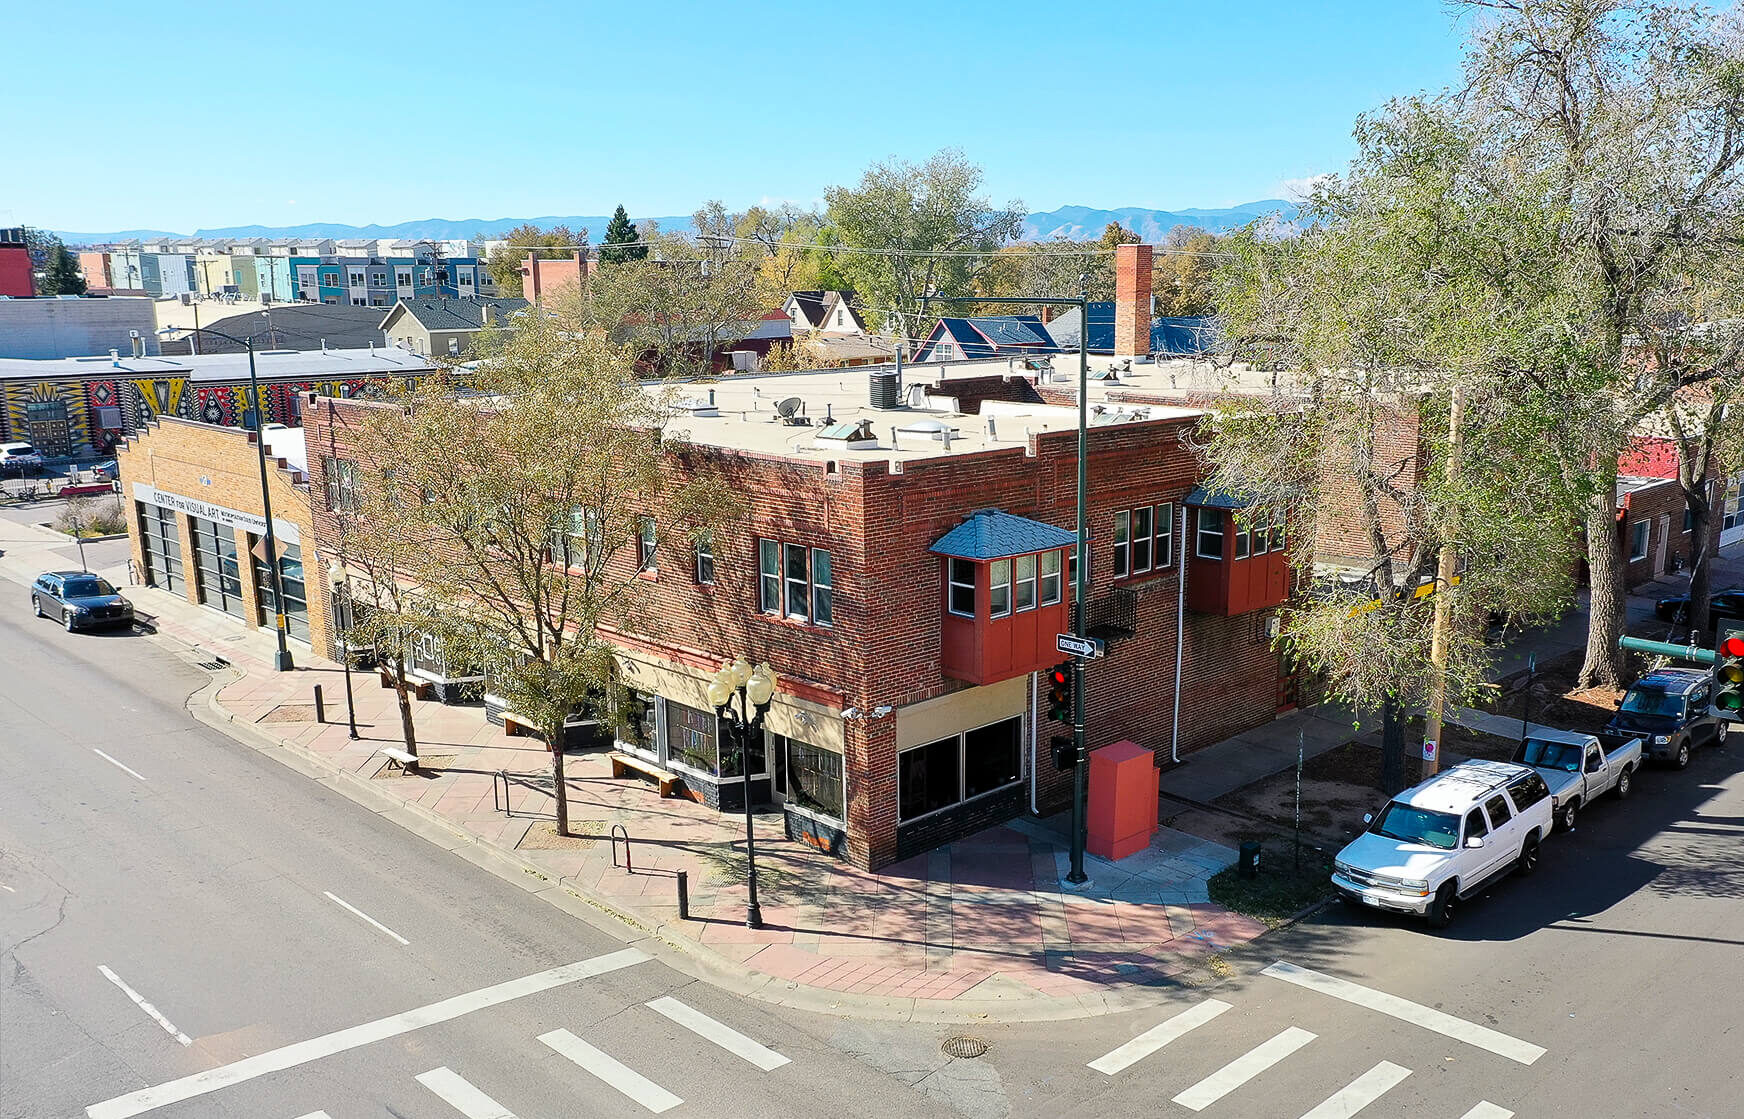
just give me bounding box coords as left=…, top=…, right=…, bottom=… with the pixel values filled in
left=1654, top=587, right=1744, bottom=624
left=31, top=571, right=135, bottom=631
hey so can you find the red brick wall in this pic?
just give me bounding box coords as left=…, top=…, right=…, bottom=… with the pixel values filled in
left=1619, top=477, right=1712, bottom=589
left=0, top=245, right=32, bottom=298
left=1114, top=243, right=1153, bottom=357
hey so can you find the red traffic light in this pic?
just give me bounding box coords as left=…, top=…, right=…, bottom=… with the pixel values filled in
left=1050, top=666, right=1070, bottom=686
left=1723, top=636, right=1744, bottom=659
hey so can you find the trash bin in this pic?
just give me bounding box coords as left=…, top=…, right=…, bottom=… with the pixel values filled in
left=1239, top=840, right=1262, bottom=878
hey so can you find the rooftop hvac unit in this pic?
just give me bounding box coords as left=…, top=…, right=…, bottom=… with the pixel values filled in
left=868, top=370, right=901, bottom=410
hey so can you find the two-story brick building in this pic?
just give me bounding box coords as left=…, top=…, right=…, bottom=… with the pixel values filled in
left=303, top=351, right=1294, bottom=871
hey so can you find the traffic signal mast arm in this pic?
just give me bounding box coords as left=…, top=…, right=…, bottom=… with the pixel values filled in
left=1617, top=636, right=1717, bottom=665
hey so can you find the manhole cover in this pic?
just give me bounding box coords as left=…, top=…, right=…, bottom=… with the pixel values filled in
left=941, top=1035, right=989, bottom=1059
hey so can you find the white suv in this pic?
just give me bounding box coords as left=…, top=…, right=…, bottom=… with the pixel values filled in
left=0, top=442, right=43, bottom=474
left=1332, top=759, right=1554, bottom=928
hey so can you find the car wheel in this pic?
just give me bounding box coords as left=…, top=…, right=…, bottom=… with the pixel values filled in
left=1615, top=767, right=1633, bottom=800
left=1557, top=800, right=1579, bottom=832
left=1427, top=882, right=1457, bottom=929
left=1676, top=742, right=1691, bottom=769
left=1518, top=834, right=1541, bottom=876
left=31, top=595, right=42, bottom=618
left=62, top=609, right=75, bottom=632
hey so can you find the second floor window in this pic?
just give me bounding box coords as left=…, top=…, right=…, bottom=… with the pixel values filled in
left=695, top=534, right=715, bottom=585
left=1196, top=508, right=1225, bottom=560
left=322, top=456, right=358, bottom=511
left=637, top=516, right=657, bottom=573
left=989, top=558, right=1011, bottom=618
left=1040, top=549, right=1062, bottom=604
left=947, top=557, right=975, bottom=616
left=1114, top=503, right=1174, bottom=577
left=759, top=538, right=833, bottom=627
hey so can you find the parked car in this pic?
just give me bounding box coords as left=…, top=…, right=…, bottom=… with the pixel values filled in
left=30, top=571, right=135, bottom=632
left=1332, top=759, right=1554, bottom=928
left=90, top=459, right=119, bottom=481
left=0, top=442, right=44, bottom=475
left=1601, top=667, right=1726, bottom=768
left=1654, top=588, right=1744, bottom=624
left=1511, top=727, right=1641, bottom=832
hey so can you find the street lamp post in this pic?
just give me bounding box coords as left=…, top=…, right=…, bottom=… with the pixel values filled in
left=707, top=657, right=779, bottom=929
left=920, top=286, right=1092, bottom=884
left=158, top=316, right=295, bottom=671
left=327, top=560, right=360, bottom=739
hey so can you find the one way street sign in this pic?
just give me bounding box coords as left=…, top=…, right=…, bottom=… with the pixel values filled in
left=1055, top=633, right=1105, bottom=659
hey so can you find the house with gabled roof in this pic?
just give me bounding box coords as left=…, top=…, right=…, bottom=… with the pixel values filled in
left=911, top=315, right=1061, bottom=362
left=378, top=295, right=529, bottom=357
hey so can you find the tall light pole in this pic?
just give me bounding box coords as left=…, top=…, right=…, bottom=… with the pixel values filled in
left=159, top=316, right=295, bottom=670
left=707, top=657, right=779, bottom=929
left=920, top=285, right=1092, bottom=884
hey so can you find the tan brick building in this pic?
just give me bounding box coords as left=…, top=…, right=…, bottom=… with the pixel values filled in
left=116, top=417, right=329, bottom=654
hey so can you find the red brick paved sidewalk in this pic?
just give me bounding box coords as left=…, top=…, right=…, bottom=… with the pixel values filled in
left=138, top=586, right=1268, bottom=1016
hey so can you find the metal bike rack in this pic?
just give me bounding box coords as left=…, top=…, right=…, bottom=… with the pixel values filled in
left=610, top=824, right=632, bottom=872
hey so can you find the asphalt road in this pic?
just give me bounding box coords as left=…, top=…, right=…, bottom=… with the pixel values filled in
left=6, top=555, right=1744, bottom=1118
left=0, top=588, right=950, bottom=1119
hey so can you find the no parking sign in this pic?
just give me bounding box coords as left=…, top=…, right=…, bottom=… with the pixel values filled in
left=1421, top=739, right=1437, bottom=762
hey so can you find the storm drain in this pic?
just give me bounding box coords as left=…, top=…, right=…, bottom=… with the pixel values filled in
left=195, top=660, right=226, bottom=671
left=941, top=1035, right=989, bottom=1059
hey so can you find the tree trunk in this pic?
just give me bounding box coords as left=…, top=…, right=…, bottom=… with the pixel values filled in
left=1578, top=485, right=1626, bottom=689
left=1380, top=695, right=1406, bottom=796
left=550, top=726, right=571, bottom=837
left=390, top=652, right=419, bottom=768
left=1686, top=498, right=1714, bottom=641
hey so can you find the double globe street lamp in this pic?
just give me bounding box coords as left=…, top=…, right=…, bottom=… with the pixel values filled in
left=707, top=657, right=778, bottom=930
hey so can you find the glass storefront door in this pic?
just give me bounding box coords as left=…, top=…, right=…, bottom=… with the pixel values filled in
left=189, top=516, right=245, bottom=618
left=137, top=502, right=183, bottom=592
left=252, top=537, right=309, bottom=642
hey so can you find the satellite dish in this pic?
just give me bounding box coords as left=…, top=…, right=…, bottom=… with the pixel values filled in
left=775, top=397, right=804, bottom=422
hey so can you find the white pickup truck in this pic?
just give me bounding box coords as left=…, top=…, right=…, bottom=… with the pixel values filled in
left=1511, top=727, right=1642, bottom=832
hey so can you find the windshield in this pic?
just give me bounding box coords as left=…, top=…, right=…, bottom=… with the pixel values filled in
left=1620, top=686, right=1685, bottom=718
left=62, top=577, right=115, bottom=597
left=1369, top=802, right=1460, bottom=850
left=1520, top=738, right=1583, bottom=772
left=7, top=445, right=34, bottom=455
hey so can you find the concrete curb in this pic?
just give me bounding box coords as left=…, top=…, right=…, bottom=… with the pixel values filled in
left=171, top=646, right=1174, bottom=1023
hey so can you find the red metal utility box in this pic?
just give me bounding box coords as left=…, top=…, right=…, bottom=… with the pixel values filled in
left=1087, top=739, right=1159, bottom=860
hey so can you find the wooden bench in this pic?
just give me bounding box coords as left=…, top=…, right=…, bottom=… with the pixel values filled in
left=378, top=666, right=434, bottom=700
left=502, top=711, right=536, bottom=738
left=378, top=747, right=420, bottom=772
left=609, top=752, right=682, bottom=798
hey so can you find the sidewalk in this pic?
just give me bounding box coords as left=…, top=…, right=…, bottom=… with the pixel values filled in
left=0, top=515, right=1268, bottom=1020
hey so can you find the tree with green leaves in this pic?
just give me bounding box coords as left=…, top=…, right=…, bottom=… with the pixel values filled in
left=344, top=313, right=739, bottom=834
left=600, top=205, right=647, bottom=264
left=484, top=223, right=582, bottom=297
left=27, top=230, right=87, bottom=296
left=824, top=149, right=1023, bottom=334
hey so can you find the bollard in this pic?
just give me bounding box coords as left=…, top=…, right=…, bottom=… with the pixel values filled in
left=313, top=684, right=326, bottom=724
left=676, top=870, right=690, bottom=920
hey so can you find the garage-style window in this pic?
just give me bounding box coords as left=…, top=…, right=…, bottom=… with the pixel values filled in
left=897, top=716, right=1023, bottom=822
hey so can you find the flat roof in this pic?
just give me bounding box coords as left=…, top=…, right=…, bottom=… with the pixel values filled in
left=0, top=347, right=437, bottom=383
left=652, top=357, right=1207, bottom=464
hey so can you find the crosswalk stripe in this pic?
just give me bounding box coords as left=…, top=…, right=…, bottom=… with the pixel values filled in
left=1088, top=999, right=1233, bottom=1074
left=1298, top=1060, right=1410, bottom=1118
left=1172, top=1026, right=1316, bottom=1112
left=646, top=996, right=791, bottom=1071
left=1262, top=961, right=1546, bottom=1066
left=415, top=1067, right=519, bottom=1119
left=539, top=1028, right=682, bottom=1114
left=1458, top=1104, right=1514, bottom=1119
left=292, top=1113, right=333, bottom=1119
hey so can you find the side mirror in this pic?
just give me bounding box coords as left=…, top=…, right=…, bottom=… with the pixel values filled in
left=1362, top=813, right=1374, bottom=825
left=1613, top=699, right=1622, bottom=707
left=1465, top=836, right=1486, bottom=849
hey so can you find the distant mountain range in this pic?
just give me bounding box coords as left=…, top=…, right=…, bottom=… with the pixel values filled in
left=56, top=201, right=1299, bottom=247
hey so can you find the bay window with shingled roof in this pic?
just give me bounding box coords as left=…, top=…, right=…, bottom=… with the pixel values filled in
left=932, top=509, right=1078, bottom=686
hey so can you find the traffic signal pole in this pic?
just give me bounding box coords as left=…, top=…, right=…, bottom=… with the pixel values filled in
left=1067, top=278, right=1090, bottom=886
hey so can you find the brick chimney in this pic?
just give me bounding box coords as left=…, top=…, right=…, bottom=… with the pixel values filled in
left=1113, top=243, right=1153, bottom=357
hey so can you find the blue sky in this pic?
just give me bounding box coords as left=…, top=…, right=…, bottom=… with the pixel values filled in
left=0, top=1, right=1473, bottom=234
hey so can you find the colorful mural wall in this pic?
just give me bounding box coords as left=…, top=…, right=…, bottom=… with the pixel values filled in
left=0, top=375, right=409, bottom=457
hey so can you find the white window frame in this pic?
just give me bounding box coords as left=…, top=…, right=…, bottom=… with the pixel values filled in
left=783, top=543, right=810, bottom=622
left=758, top=538, right=780, bottom=613
left=1131, top=505, right=1153, bottom=573
left=1014, top=552, right=1037, bottom=612
left=1040, top=549, right=1062, bottom=605
left=1268, top=509, right=1284, bottom=553
left=1629, top=519, right=1650, bottom=562
left=1111, top=509, right=1130, bottom=578
left=695, top=534, right=715, bottom=585
left=947, top=557, right=976, bottom=617
left=1195, top=508, right=1225, bottom=560
left=395, top=268, right=412, bottom=287
left=637, top=516, right=657, bottom=573
left=1155, top=502, right=1174, bottom=569
left=989, top=558, right=1011, bottom=618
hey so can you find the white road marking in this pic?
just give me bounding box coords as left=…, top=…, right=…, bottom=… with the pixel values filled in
left=97, top=966, right=191, bottom=1047
left=84, top=948, right=649, bottom=1119
left=1088, top=998, right=1232, bottom=1074
left=92, top=749, right=147, bottom=781
left=1459, top=1105, right=1515, bottom=1119
left=323, top=890, right=410, bottom=945
left=0, top=883, right=15, bottom=892
left=1171, top=1026, right=1316, bottom=1112
left=292, top=1113, right=333, bottom=1119
left=646, top=996, right=790, bottom=1071
left=1263, top=961, right=1546, bottom=1066
left=1299, top=1060, right=1411, bottom=1118
left=416, top=1067, right=519, bottom=1118
left=540, top=1028, right=682, bottom=1113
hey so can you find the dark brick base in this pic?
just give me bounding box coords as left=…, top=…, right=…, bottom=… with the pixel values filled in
left=895, top=784, right=1025, bottom=861
left=785, top=808, right=848, bottom=858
